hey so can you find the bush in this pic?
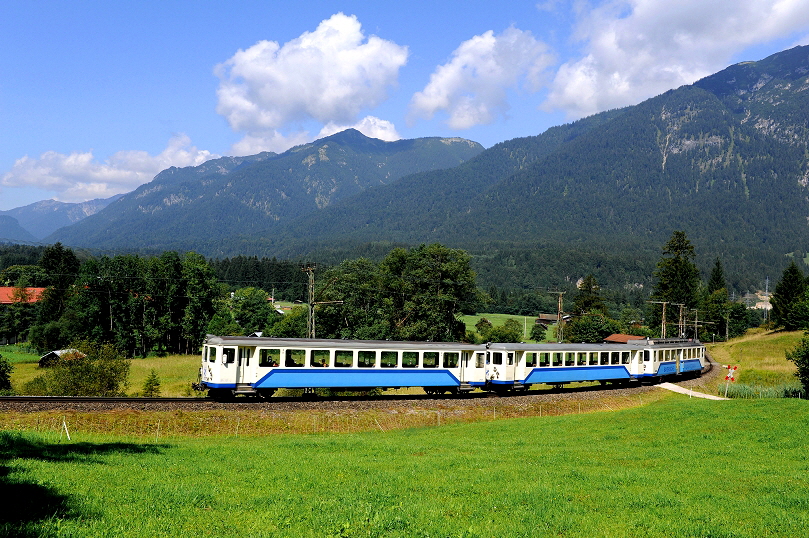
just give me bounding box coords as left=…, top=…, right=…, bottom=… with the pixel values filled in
left=0, top=353, right=13, bottom=394
left=785, top=334, right=809, bottom=397
left=142, top=369, right=161, bottom=397
left=21, top=340, right=130, bottom=397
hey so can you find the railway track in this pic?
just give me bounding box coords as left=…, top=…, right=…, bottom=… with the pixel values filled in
left=0, top=368, right=716, bottom=413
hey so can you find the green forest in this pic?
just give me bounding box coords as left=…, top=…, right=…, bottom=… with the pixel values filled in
left=0, top=231, right=766, bottom=361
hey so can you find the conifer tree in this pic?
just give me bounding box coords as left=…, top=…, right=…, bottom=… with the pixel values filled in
left=142, top=369, right=161, bottom=398
left=770, top=261, right=808, bottom=330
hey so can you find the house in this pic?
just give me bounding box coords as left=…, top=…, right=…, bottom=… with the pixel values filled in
left=38, top=348, right=86, bottom=367
left=603, top=334, right=646, bottom=344
left=0, top=287, right=46, bottom=305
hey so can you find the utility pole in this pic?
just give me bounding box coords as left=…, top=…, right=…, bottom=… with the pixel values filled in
left=302, top=264, right=316, bottom=338
left=554, top=291, right=566, bottom=343
left=647, top=300, right=669, bottom=338
left=673, top=303, right=685, bottom=338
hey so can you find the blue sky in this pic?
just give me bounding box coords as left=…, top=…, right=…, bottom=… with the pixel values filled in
left=1, top=0, right=808, bottom=210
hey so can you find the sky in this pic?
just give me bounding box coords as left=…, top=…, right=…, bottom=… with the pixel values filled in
left=1, top=0, right=808, bottom=211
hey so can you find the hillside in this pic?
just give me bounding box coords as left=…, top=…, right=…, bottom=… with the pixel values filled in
left=0, top=195, right=122, bottom=240
left=47, top=130, right=484, bottom=249
left=0, top=215, right=37, bottom=243
left=40, top=45, right=809, bottom=292
left=263, top=45, right=809, bottom=290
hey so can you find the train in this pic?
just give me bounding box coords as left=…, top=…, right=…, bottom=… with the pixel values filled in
left=197, top=335, right=706, bottom=399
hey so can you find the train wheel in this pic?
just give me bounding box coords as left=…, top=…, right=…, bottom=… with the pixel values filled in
left=257, top=388, right=276, bottom=400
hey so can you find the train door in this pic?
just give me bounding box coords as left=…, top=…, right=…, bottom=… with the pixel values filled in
left=675, top=348, right=681, bottom=373
left=503, top=351, right=516, bottom=382
left=221, top=347, right=237, bottom=385
left=237, top=347, right=253, bottom=384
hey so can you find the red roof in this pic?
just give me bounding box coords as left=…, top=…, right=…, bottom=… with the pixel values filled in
left=0, top=287, right=46, bottom=304
left=603, top=333, right=646, bottom=343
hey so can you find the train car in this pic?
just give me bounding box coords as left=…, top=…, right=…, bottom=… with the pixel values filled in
left=485, top=338, right=706, bottom=392
left=198, top=336, right=483, bottom=399
left=197, top=335, right=706, bottom=398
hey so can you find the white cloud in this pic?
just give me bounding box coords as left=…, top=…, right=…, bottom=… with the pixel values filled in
left=318, top=116, right=401, bottom=141
left=1, top=135, right=215, bottom=203
left=216, top=13, right=408, bottom=154
left=409, top=27, right=554, bottom=129
left=545, top=0, right=809, bottom=118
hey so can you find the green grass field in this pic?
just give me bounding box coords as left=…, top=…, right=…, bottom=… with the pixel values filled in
left=462, top=312, right=551, bottom=341
left=2, top=330, right=808, bottom=536
left=2, top=397, right=808, bottom=537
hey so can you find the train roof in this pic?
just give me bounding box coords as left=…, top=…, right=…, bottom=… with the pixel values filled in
left=203, top=335, right=482, bottom=350
left=204, top=335, right=703, bottom=351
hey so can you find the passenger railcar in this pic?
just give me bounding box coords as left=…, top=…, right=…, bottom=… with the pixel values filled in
left=198, top=335, right=706, bottom=399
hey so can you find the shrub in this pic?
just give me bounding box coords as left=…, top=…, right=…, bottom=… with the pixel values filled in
left=0, top=353, right=13, bottom=394
left=785, top=334, right=809, bottom=397
left=142, top=369, right=161, bottom=397
left=21, top=340, right=130, bottom=397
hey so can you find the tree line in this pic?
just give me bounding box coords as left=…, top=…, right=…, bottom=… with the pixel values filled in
left=1, top=233, right=766, bottom=359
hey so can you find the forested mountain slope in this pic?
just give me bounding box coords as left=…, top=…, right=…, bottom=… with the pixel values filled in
left=44, top=46, right=809, bottom=292
left=265, top=45, right=809, bottom=289
left=47, top=130, right=484, bottom=249
left=0, top=195, right=122, bottom=240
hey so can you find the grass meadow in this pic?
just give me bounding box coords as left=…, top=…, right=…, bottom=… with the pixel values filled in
left=1, top=397, right=808, bottom=537
left=2, top=329, right=808, bottom=536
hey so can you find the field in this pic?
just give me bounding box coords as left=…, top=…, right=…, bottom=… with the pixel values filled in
left=2, top=397, right=808, bottom=537
left=462, top=312, right=550, bottom=341
left=2, top=329, right=808, bottom=536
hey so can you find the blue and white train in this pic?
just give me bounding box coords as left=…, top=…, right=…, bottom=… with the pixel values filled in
left=198, top=335, right=706, bottom=399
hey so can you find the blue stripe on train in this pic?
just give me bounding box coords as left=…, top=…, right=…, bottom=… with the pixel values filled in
left=254, top=368, right=461, bottom=388
left=521, top=365, right=630, bottom=384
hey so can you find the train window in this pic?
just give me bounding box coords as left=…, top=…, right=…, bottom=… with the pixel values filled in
left=600, top=352, right=609, bottom=365
left=589, top=352, right=598, bottom=365
left=223, top=348, right=236, bottom=364
left=622, top=352, right=630, bottom=365
left=644, top=350, right=650, bottom=362
left=565, top=353, right=575, bottom=366
left=443, top=352, right=459, bottom=368
left=311, top=349, right=330, bottom=367
left=492, top=352, right=503, bottom=365
left=475, top=353, right=484, bottom=368
left=402, top=352, right=418, bottom=368
left=259, top=349, right=280, bottom=367
left=207, top=347, right=217, bottom=362
left=553, top=353, right=562, bottom=366
left=508, top=353, right=514, bottom=365
left=539, top=353, right=549, bottom=367
left=611, top=352, right=620, bottom=365
left=358, top=351, right=376, bottom=368
left=285, top=349, right=305, bottom=367
left=335, top=350, right=353, bottom=367
left=423, top=352, right=439, bottom=368
left=238, top=347, right=252, bottom=366
left=577, top=353, right=586, bottom=366
left=381, top=351, right=398, bottom=368
left=525, top=353, right=537, bottom=367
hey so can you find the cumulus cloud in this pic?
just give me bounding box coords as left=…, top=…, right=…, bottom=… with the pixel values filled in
left=544, top=0, right=809, bottom=118
left=1, top=135, right=214, bottom=202
left=317, top=116, right=401, bottom=141
left=409, top=27, right=554, bottom=129
left=216, top=12, right=408, bottom=154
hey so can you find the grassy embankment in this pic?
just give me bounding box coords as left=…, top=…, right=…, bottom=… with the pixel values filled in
left=1, top=398, right=807, bottom=537
left=1, top=329, right=807, bottom=536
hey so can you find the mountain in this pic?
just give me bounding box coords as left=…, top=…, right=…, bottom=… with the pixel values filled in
left=47, top=130, right=484, bottom=249
left=0, top=195, right=123, bottom=240
left=254, top=45, right=809, bottom=289
left=0, top=215, right=38, bottom=243
left=44, top=45, right=809, bottom=291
